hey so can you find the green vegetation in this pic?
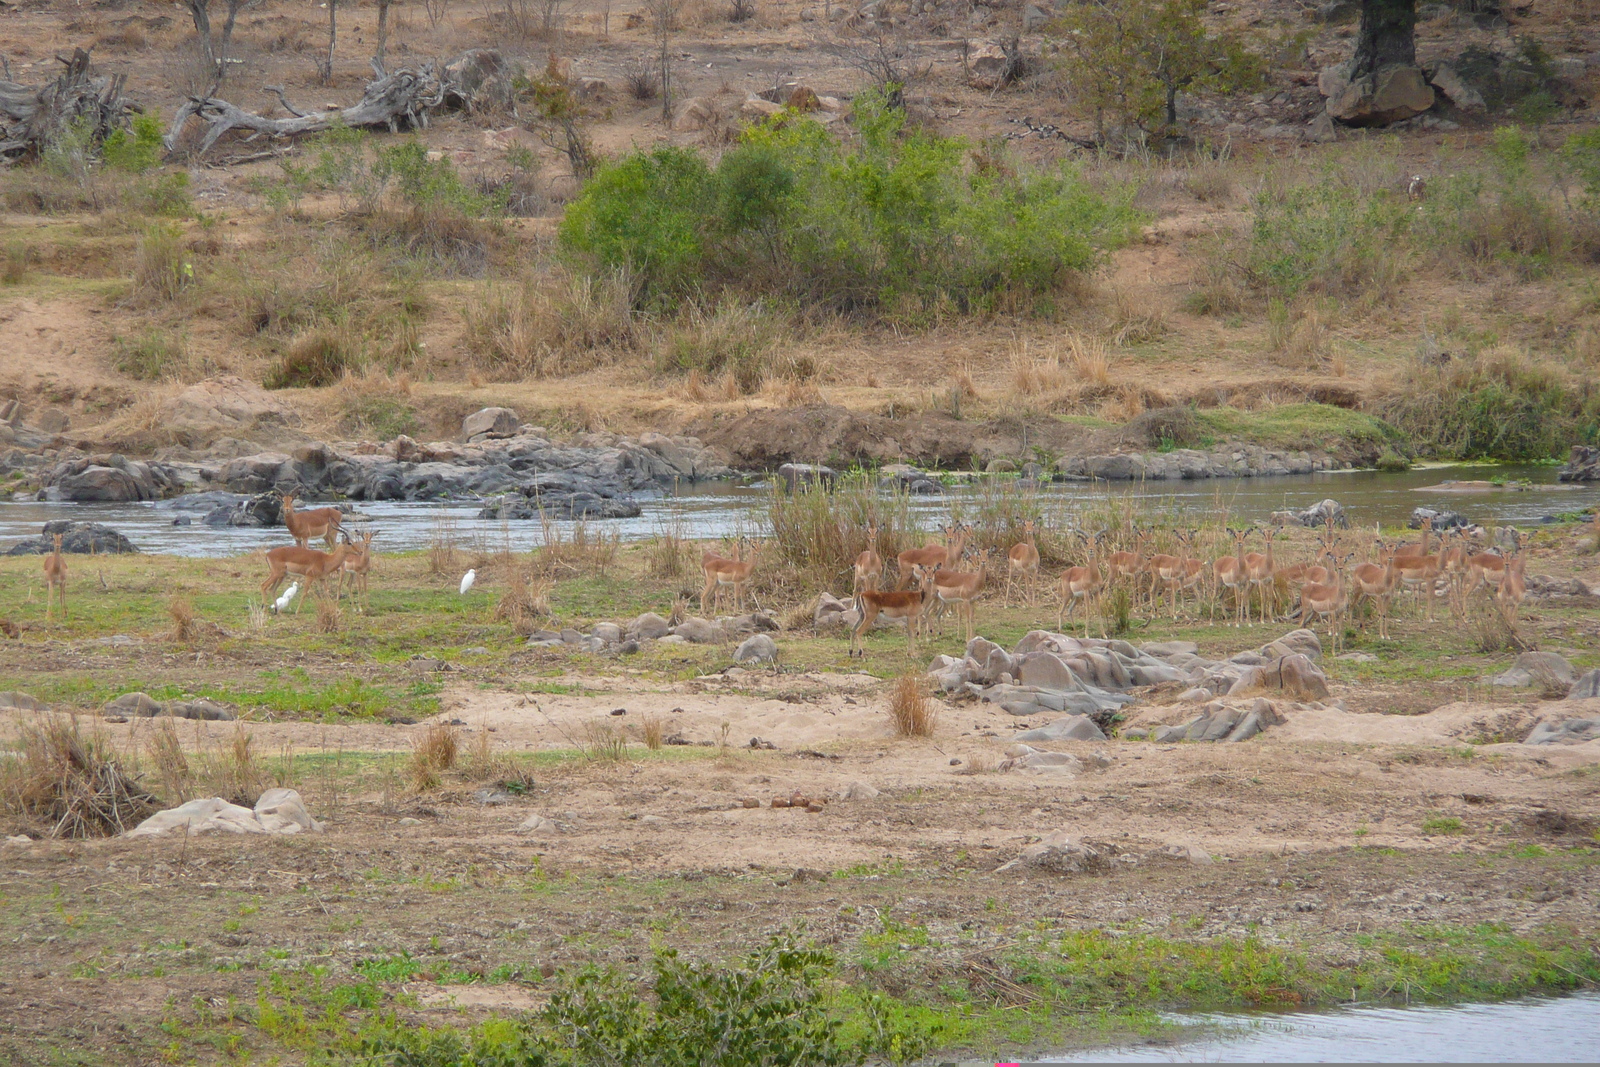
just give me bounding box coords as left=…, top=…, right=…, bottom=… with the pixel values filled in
left=559, top=89, right=1140, bottom=316
left=1054, top=0, right=1267, bottom=135
left=1246, top=176, right=1411, bottom=301
left=1195, top=403, right=1400, bottom=455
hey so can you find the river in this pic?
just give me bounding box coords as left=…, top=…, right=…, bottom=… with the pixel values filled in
left=1041, top=990, right=1600, bottom=1063
left=3, top=463, right=1595, bottom=557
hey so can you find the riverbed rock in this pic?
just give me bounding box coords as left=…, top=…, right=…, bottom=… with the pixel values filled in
left=1492, top=652, right=1576, bottom=690
left=1411, top=507, right=1469, bottom=530
left=158, top=375, right=300, bottom=442
left=254, top=788, right=323, bottom=833
left=734, top=634, right=779, bottom=664
left=775, top=463, right=836, bottom=489
left=461, top=407, right=520, bottom=441
left=478, top=492, right=642, bottom=520
left=1525, top=718, right=1600, bottom=745
left=1568, top=670, right=1600, bottom=701
left=673, top=617, right=723, bottom=644
left=0, top=691, right=44, bottom=710
left=1012, top=716, right=1107, bottom=743
left=996, top=831, right=1105, bottom=873
left=105, top=692, right=164, bottom=718
left=165, top=699, right=236, bottom=721
left=628, top=613, right=672, bottom=640
left=7, top=522, right=139, bottom=555
left=42, top=454, right=177, bottom=502
left=999, top=749, right=1083, bottom=773
left=1558, top=445, right=1600, bottom=483
left=1229, top=653, right=1329, bottom=700
left=126, top=789, right=322, bottom=837
left=1272, top=499, right=1347, bottom=529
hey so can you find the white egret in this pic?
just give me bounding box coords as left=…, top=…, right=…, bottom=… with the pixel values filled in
left=459, top=569, right=476, bottom=596
left=272, top=582, right=299, bottom=614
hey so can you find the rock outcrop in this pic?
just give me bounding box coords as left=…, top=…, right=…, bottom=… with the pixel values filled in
left=1559, top=445, right=1600, bottom=483
left=6, top=521, right=138, bottom=555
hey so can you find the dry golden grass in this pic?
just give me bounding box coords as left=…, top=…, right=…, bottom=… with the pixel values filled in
left=428, top=517, right=461, bottom=576
left=202, top=724, right=269, bottom=806
left=955, top=751, right=993, bottom=775
left=1008, top=339, right=1068, bottom=396
left=1067, top=332, right=1112, bottom=387
left=408, top=722, right=459, bottom=791
left=951, top=366, right=980, bottom=400
left=316, top=598, right=343, bottom=633
left=0, top=714, right=159, bottom=837
left=640, top=714, right=665, bottom=750
left=494, top=566, right=551, bottom=634
left=886, top=674, right=936, bottom=738
left=462, top=271, right=638, bottom=380
left=167, top=595, right=197, bottom=644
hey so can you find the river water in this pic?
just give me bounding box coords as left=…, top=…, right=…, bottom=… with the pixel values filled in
left=3, top=463, right=1596, bottom=557
left=1041, top=990, right=1600, bottom=1063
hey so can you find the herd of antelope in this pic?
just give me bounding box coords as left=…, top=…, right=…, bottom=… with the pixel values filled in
left=834, top=513, right=1538, bottom=658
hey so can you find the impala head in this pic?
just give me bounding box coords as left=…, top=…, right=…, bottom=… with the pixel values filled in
left=282, top=491, right=296, bottom=506
left=865, top=523, right=878, bottom=543
left=51, top=533, right=63, bottom=550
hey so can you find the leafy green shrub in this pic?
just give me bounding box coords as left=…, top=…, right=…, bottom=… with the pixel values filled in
left=1245, top=176, right=1411, bottom=300
left=352, top=931, right=901, bottom=1067
left=1420, top=127, right=1574, bottom=277
left=559, top=89, right=1139, bottom=316
left=131, top=222, right=195, bottom=304
left=102, top=112, right=166, bottom=173
left=1562, top=128, right=1600, bottom=211
left=1374, top=349, right=1600, bottom=460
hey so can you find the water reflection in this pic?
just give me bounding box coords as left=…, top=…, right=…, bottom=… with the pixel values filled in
left=1041, top=991, right=1600, bottom=1063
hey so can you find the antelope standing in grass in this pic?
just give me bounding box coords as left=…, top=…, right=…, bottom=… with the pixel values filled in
left=1057, top=531, right=1106, bottom=637
left=1496, top=549, right=1527, bottom=624
left=929, top=549, right=990, bottom=642
left=261, top=536, right=352, bottom=612
left=1211, top=527, right=1250, bottom=626
left=1103, top=527, right=1149, bottom=611
left=1298, top=552, right=1353, bottom=653
left=1004, top=520, right=1040, bottom=607
left=1144, top=533, right=1189, bottom=620
left=339, top=530, right=377, bottom=611
left=43, top=533, right=67, bottom=620
left=850, top=580, right=935, bottom=658
left=852, top=524, right=884, bottom=597
left=1393, top=536, right=1446, bottom=621
left=1173, top=529, right=1208, bottom=616
left=897, top=523, right=967, bottom=589
left=1350, top=540, right=1401, bottom=640
left=282, top=491, right=344, bottom=549
left=701, top=537, right=756, bottom=615
left=1242, top=527, right=1279, bottom=625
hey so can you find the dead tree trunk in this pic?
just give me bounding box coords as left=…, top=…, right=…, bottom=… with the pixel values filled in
left=1351, top=0, right=1418, bottom=78
left=374, top=0, right=391, bottom=75
left=0, top=48, right=136, bottom=163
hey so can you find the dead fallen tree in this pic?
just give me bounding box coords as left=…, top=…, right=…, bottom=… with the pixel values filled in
left=0, top=48, right=137, bottom=163
left=164, top=49, right=517, bottom=160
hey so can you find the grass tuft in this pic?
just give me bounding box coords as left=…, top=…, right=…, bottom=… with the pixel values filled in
left=887, top=674, right=935, bottom=738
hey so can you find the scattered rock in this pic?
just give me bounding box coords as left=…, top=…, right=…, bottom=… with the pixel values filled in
left=516, top=814, right=559, bottom=833
left=398, top=817, right=422, bottom=826
left=672, top=97, right=716, bottom=131
left=1568, top=670, right=1600, bottom=701
left=628, top=612, right=672, bottom=640
left=1272, top=498, right=1347, bottom=529
left=158, top=375, right=300, bottom=442
left=775, top=462, right=835, bottom=489
left=1148, top=842, right=1213, bottom=866
left=999, top=748, right=1083, bottom=773
left=741, top=797, right=760, bottom=808
left=1558, top=445, right=1600, bottom=483
left=1428, top=62, right=1487, bottom=113
left=996, top=831, right=1105, bottom=873
left=842, top=780, right=879, bottom=800
left=164, top=699, right=236, bottom=721
left=127, top=789, right=323, bottom=836
left=1492, top=652, right=1576, bottom=690
left=5, top=834, right=32, bottom=846
left=0, top=691, right=44, bottom=711
left=734, top=633, right=779, bottom=664
left=104, top=692, right=163, bottom=718
left=1012, top=716, right=1106, bottom=743
left=741, top=94, right=784, bottom=120
left=461, top=407, right=520, bottom=441
left=672, top=617, right=723, bottom=644
left=1525, top=718, right=1600, bottom=745
left=1411, top=506, right=1469, bottom=530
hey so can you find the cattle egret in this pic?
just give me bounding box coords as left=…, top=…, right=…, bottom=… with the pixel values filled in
left=459, top=569, right=476, bottom=596
left=272, top=582, right=299, bottom=614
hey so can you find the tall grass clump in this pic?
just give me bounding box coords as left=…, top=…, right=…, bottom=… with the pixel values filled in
left=887, top=674, right=936, bottom=738
left=263, top=326, right=362, bottom=388
left=765, top=472, right=917, bottom=591
left=559, top=87, right=1140, bottom=317
left=0, top=715, right=158, bottom=837
left=1245, top=172, right=1411, bottom=301
left=1374, top=348, right=1600, bottom=460
left=462, top=270, right=639, bottom=379
left=131, top=222, right=195, bottom=304
left=408, top=722, right=459, bottom=791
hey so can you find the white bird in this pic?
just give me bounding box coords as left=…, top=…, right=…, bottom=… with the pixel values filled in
left=459, top=569, right=476, bottom=596
left=272, top=582, right=299, bottom=614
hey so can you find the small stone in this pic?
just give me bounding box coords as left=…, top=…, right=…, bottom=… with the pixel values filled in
left=398, top=818, right=421, bottom=827
left=517, top=814, right=558, bottom=833
left=805, top=802, right=825, bottom=813
left=772, top=797, right=792, bottom=808
left=639, top=814, right=667, bottom=825
left=741, top=797, right=760, bottom=808
left=5, top=834, right=31, bottom=846
left=843, top=780, right=879, bottom=800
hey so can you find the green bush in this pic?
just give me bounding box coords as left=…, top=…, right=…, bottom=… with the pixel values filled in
left=113, top=328, right=187, bottom=380
left=1245, top=176, right=1411, bottom=300
left=264, top=327, right=361, bottom=388
left=559, top=89, right=1139, bottom=315
left=102, top=112, right=166, bottom=174
left=1420, top=127, right=1571, bottom=277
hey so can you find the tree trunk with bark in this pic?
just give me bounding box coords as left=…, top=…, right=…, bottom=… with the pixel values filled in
left=0, top=48, right=136, bottom=162
left=374, top=0, right=391, bottom=74
left=1351, top=0, right=1417, bottom=78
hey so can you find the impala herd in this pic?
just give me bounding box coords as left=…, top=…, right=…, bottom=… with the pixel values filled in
left=30, top=491, right=1555, bottom=658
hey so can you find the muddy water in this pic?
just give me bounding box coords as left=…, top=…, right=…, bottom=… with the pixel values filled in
left=2, top=463, right=1595, bottom=557
left=1041, top=990, right=1600, bottom=1062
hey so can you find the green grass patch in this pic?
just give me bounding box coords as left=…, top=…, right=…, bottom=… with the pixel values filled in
left=1194, top=403, right=1400, bottom=455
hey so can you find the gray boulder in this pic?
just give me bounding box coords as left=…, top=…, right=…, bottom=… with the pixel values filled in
left=628, top=612, right=672, bottom=640
left=1411, top=507, right=1469, bottom=530
left=1493, top=652, right=1576, bottom=690
left=673, top=617, right=723, bottom=644
left=1329, top=64, right=1435, bottom=126
left=734, top=634, right=779, bottom=664
left=0, top=691, right=44, bottom=710
left=1013, top=716, right=1107, bottom=743
left=462, top=407, right=520, bottom=440
left=1524, top=719, right=1600, bottom=745
left=1567, top=670, right=1600, bottom=701
left=591, top=622, right=623, bottom=646
left=775, top=463, right=836, bottom=489
left=1558, top=445, right=1600, bottom=483
left=165, top=700, right=236, bottom=721
left=104, top=693, right=164, bottom=718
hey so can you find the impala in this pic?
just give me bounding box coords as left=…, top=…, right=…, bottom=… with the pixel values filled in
left=282, top=491, right=344, bottom=549
left=1056, top=531, right=1105, bottom=637
left=929, top=549, right=990, bottom=642
left=897, top=523, right=967, bottom=589
left=1392, top=536, right=1446, bottom=621
left=1212, top=527, right=1250, bottom=627
left=1103, top=527, right=1149, bottom=611
left=852, top=524, right=884, bottom=597
left=1144, top=533, right=1189, bottom=620
left=43, top=533, right=67, bottom=620
left=261, top=536, right=353, bottom=612
left=1496, top=550, right=1527, bottom=624
left=1350, top=540, right=1401, bottom=640
left=850, top=581, right=936, bottom=658
left=1242, top=527, right=1279, bottom=626
left=1004, top=520, right=1041, bottom=607
left=1298, top=551, right=1353, bottom=653
left=701, top=537, right=756, bottom=615
left=1173, top=529, right=1208, bottom=615
left=339, top=529, right=377, bottom=611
